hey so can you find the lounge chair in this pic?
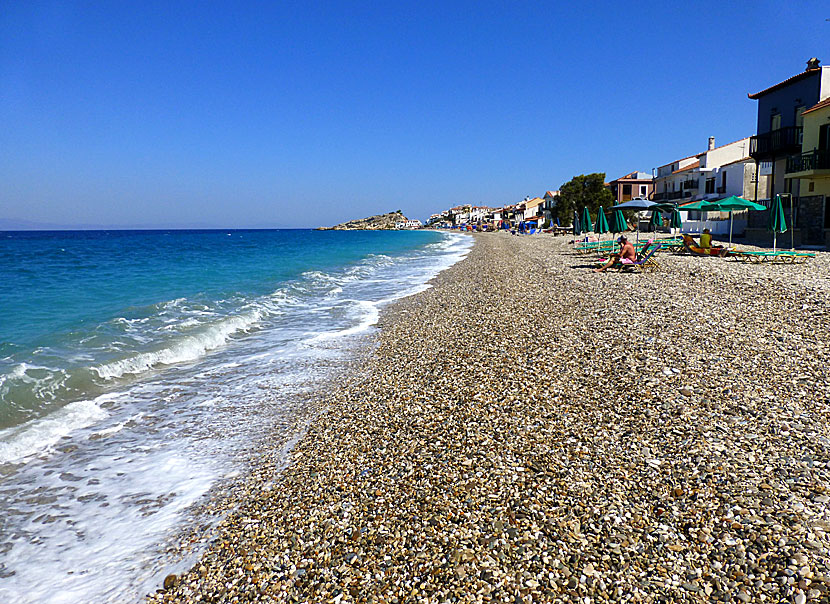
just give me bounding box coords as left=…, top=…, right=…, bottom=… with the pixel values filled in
left=728, top=250, right=816, bottom=264
left=596, top=242, right=662, bottom=273
left=681, top=234, right=727, bottom=257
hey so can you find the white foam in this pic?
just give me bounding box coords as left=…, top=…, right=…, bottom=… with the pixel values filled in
left=0, top=397, right=109, bottom=463
left=306, top=300, right=380, bottom=342
left=92, top=310, right=265, bottom=380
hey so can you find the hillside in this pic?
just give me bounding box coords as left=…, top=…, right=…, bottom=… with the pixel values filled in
left=317, top=211, right=409, bottom=231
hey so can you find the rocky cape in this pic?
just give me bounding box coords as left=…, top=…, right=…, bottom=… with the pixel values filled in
left=316, top=211, right=408, bottom=231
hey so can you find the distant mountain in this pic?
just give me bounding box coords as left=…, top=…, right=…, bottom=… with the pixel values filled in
left=317, top=211, right=408, bottom=231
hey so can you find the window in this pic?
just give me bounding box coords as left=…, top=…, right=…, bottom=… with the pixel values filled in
left=640, top=185, right=647, bottom=196
left=705, top=178, right=715, bottom=194
left=809, top=181, right=815, bottom=193
left=820, top=124, right=830, bottom=151
left=721, top=171, right=727, bottom=189
left=770, top=113, right=781, bottom=131
left=622, top=184, right=631, bottom=194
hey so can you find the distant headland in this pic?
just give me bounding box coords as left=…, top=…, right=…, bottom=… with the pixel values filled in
left=316, top=211, right=422, bottom=231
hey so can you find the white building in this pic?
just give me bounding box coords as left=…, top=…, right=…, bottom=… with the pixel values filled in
left=653, top=137, right=770, bottom=235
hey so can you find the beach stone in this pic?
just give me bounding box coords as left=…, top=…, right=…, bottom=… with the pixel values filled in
left=143, top=233, right=830, bottom=604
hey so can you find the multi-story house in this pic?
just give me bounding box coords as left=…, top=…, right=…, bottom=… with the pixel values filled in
left=654, top=137, right=769, bottom=235
left=608, top=172, right=653, bottom=203
left=542, top=190, right=559, bottom=224
left=521, top=197, right=545, bottom=223
left=748, top=58, right=830, bottom=205
left=654, top=155, right=701, bottom=202
left=655, top=137, right=763, bottom=203
left=470, top=206, right=489, bottom=223
left=785, top=96, right=830, bottom=246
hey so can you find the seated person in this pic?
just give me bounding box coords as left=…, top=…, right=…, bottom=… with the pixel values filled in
left=699, top=228, right=727, bottom=256
left=594, top=235, right=636, bottom=272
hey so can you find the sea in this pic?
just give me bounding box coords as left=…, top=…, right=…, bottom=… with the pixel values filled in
left=0, top=228, right=471, bottom=603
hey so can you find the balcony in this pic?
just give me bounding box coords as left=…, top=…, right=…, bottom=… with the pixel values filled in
left=653, top=191, right=692, bottom=201
left=749, top=126, right=803, bottom=160
left=716, top=185, right=726, bottom=194
left=682, top=179, right=699, bottom=190
left=786, top=149, right=830, bottom=176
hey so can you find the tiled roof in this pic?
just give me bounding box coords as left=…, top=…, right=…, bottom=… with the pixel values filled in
left=803, top=96, right=830, bottom=115
left=748, top=67, right=822, bottom=100
left=718, top=156, right=753, bottom=168
left=673, top=161, right=700, bottom=174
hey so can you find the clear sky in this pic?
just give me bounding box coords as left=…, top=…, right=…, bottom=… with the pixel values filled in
left=1, top=1, right=828, bottom=229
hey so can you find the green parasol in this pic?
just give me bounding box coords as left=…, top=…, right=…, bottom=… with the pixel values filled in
left=669, top=207, right=682, bottom=237
left=767, top=195, right=787, bottom=253
left=609, top=202, right=627, bottom=234
left=699, top=196, right=765, bottom=247
left=581, top=207, right=593, bottom=233
left=647, top=210, right=661, bottom=232
left=594, top=206, right=609, bottom=252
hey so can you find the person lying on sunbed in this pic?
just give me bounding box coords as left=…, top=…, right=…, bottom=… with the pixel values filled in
left=594, top=235, right=636, bottom=272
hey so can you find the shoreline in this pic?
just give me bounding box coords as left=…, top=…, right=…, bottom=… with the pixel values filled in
left=149, top=233, right=830, bottom=603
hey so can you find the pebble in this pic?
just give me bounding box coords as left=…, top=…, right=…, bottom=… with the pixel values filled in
left=146, top=233, right=830, bottom=603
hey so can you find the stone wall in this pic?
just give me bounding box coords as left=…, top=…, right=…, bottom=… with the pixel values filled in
left=798, top=194, right=827, bottom=246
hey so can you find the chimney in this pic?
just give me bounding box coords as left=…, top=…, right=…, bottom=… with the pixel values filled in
left=807, top=57, right=820, bottom=71
left=708, top=136, right=715, bottom=151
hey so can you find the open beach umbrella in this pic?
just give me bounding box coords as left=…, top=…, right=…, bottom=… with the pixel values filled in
left=610, top=198, right=657, bottom=211
left=611, top=198, right=655, bottom=243
left=580, top=207, right=593, bottom=233
left=699, top=196, right=765, bottom=247
left=647, top=210, right=661, bottom=232
left=767, top=194, right=787, bottom=253
left=572, top=211, right=581, bottom=236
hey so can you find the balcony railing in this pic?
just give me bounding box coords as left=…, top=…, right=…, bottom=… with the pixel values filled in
left=653, top=191, right=692, bottom=201
left=786, top=149, right=830, bottom=173
left=716, top=185, right=726, bottom=194
left=682, top=179, right=698, bottom=190
left=749, top=126, right=803, bottom=159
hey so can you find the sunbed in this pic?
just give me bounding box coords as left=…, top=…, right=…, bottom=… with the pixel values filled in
left=680, top=234, right=728, bottom=257
left=596, top=242, right=662, bottom=272
left=727, top=250, right=816, bottom=264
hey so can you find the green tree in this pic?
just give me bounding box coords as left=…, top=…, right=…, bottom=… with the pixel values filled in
left=553, top=173, right=613, bottom=225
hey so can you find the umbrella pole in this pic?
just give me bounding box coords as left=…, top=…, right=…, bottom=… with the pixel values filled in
left=773, top=231, right=777, bottom=254
left=729, top=211, right=733, bottom=248
left=636, top=212, right=640, bottom=244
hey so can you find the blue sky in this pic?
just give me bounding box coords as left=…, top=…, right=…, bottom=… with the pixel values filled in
left=1, top=1, right=828, bottom=228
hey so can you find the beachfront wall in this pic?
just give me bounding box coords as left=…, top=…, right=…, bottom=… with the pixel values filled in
left=683, top=215, right=748, bottom=236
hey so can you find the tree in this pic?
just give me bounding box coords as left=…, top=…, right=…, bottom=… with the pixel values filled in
left=553, top=173, right=613, bottom=225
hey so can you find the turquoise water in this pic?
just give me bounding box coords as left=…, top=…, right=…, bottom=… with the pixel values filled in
left=0, top=228, right=471, bottom=603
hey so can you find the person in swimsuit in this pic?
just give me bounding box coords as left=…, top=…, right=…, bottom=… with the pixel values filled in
left=594, top=236, right=636, bottom=272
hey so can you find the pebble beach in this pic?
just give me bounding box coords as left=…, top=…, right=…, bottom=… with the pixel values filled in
left=149, top=232, right=830, bottom=603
